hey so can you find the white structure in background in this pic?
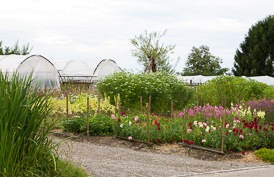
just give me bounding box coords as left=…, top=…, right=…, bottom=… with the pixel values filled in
left=177, top=75, right=274, bottom=86
left=0, top=55, right=61, bottom=90
left=61, top=59, right=122, bottom=82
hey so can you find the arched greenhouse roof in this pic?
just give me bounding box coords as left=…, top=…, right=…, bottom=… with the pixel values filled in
left=177, top=75, right=274, bottom=86
left=61, top=59, right=122, bottom=82
left=0, top=55, right=61, bottom=90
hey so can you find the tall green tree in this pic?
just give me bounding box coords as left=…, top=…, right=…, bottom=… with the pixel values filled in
left=182, top=45, right=229, bottom=76
left=232, top=15, right=274, bottom=76
left=130, top=30, right=179, bottom=74
left=0, top=40, right=32, bottom=55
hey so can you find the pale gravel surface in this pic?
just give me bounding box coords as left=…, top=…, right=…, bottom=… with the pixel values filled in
left=52, top=137, right=270, bottom=177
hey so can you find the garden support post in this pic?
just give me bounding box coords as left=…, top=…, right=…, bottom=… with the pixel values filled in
left=190, top=80, right=192, bottom=87
left=149, top=95, right=151, bottom=115
left=171, top=100, right=173, bottom=118
left=140, top=96, right=142, bottom=115
left=184, top=107, right=187, bottom=139
left=66, top=91, right=69, bottom=131
left=115, top=93, right=118, bottom=116
left=221, top=109, right=226, bottom=152
left=97, top=91, right=100, bottom=114
left=87, top=97, right=89, bottom=137
left=118, top=101, right=121, bottom=120
left=146, top=103, right=150, bottom=142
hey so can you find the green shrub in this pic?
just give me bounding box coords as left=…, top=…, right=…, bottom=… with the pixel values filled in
left=196, top=76, right=272, bottom=108
left=96, top=72, right=193, bottom=113
left=64, top=115, right=114, bottom=135
left=254, top=148, right=274, bottom=162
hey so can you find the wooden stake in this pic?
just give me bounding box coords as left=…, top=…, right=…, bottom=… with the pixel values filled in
left=149, top=95, right=151, bottom=115
left=190, top=80, right=192, bottom=87
left=97, top=92, right=100, bottom=114
left=87, top=97, right=89, bottom=137
left=118, top=101, right=121, bottom=120
left=184, top=107, right=187, bottom=139
left=66, top=92, right=69, bottom=131
left=171, top=100, right=173, bottom=118
left=146, top=103, right=150, bottom=142
left=115, top=93, right=118, bottom=116
left=140, top=96, right=143, bottom=115
left=221, top=109, right=226, bottom=152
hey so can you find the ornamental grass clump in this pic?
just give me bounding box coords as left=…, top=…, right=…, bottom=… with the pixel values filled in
left=0, top=72, right=56, bottom=176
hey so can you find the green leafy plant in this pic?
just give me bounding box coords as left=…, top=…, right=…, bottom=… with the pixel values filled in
left=254, top=148, right=274, bottom=162
left=96, top=71, right=193, bottom=113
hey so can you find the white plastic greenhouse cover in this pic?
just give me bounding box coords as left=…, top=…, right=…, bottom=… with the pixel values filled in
left=61, top=59, right=122, bottom=82
left=0, top=55, right=61, bottom=90
left=177, top=75, right=274, bottom=86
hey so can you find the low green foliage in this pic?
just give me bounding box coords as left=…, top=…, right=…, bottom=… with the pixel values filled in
left=96, top=71, right=193, bottom=113
left=254, top=148, right=274, bottom=162
left=196, top=76, right=273, bottom=108
left=64, top=115, right=114, bottom=136
left=54, top=158, right=87, bottom=177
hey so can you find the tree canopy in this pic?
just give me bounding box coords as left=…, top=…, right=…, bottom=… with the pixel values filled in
left=181, top=45, right=229, bottom=76
left=0, top=40, right=32, bottom=55
left=130, top=30, right=179, bottom=74
left=232, top=15, right=274, bottom=77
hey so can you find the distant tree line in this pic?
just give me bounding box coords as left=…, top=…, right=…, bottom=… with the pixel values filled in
left=0, top=40, right=32, bottom=55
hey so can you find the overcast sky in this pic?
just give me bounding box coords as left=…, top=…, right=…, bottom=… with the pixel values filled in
left=1, top=0, right=273, bottom=73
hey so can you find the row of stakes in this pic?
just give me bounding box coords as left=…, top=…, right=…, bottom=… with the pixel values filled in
left=60, top=92, right=228, bottom=153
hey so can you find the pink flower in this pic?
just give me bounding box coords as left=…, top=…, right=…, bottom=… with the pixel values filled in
left=111, top=114, right=116, bottom=120
left=213, top=127, right=216, bottom=131
left=135, top=116, right=139, bottom=121
left=142, top=122, right=146, bottom=127
left=187, top=129, right=192, bottom=133
left=239, top=135, right=244, bottom=139
left=249, top=133, right=252, bottom=136
left=202, top=139, right=206, bottom=143
left=226, top=124, right=230, bottom=128
left=128, top=136, right=132, bottom=140
left=152, top=113, right=155, bottom=117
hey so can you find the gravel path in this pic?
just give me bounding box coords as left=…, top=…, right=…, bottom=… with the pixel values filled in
left=52, top=137, right=270, bottom=177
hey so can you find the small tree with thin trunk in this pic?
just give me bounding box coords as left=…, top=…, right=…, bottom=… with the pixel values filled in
left=130, top=30, right=179, bottom=74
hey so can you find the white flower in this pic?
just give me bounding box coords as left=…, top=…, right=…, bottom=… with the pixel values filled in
left=229, top=130, right=232, bottom=133
left=120, top=123, right=124, bottom=128
left=129, top=121, right=132, bottom=126
left=194, top=121, right=198, bottom=126
left=205, top=126, right=210, bottom=132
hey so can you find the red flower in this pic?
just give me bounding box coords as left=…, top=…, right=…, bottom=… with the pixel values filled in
left=157, top=138, right=161, bottom=142
left=240, top=129, right=243, bottom=134
left=152, top=113, right=155, bottom=117
left=166, top=120, right=169, bottom=122
left=189, top=122, right=193, bottom=126
left=242, top=150, right=245, bottom=155
left=189, top=141, right=194, bottom=144
left=190, top=125, right=193, bottom=130
left=228, top=150, right=231, bottom=153
left=165, top=116, right=168, bottom=118
left=122, top=111, right=126, bottom=115
left=159, top=114, right=162, bottom=117
left=259, top=125, right=262, bottom=129
left=118, top=118, right=121, bottom=122
left=157, top=126, right=161, bottom=131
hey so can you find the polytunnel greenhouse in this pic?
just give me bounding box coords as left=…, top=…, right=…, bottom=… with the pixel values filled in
left=61, top=59, right=122, bottom=82
left=0, top=55, right=61, bottom=90
left=177, top=75, right=274, bottom=86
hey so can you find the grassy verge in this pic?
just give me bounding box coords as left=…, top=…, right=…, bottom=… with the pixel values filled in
left=254, top=148, right=274, bottom=162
